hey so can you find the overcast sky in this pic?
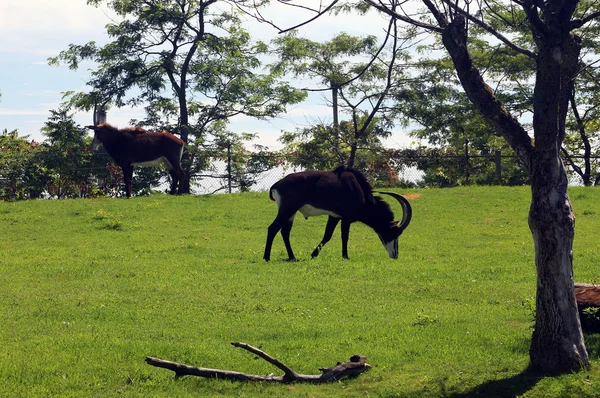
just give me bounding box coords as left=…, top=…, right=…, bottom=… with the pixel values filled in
left=0, top=0, right=416, bottom=149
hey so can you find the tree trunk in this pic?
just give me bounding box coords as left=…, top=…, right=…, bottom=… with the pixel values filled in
left=528, top=155, right=588, bottom=372
left=440, top=16, right=589, bottom=373
left=527, top=33, right=589, bottom=372
left=178, top=113, right=191, bottom=194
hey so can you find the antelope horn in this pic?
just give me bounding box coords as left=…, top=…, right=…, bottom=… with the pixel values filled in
left=375, top=191, right=412, bottom=233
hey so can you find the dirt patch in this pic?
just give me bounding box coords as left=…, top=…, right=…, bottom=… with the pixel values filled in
left=403, top=193, right=421, bottom=201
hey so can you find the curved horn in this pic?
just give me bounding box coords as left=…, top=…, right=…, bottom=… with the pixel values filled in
left=375, top=191, right=412, bottom=233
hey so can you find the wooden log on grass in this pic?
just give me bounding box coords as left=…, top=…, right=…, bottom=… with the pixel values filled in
left=145, top=342, right=371, bottom=383
left=575, top=283, right=600, bottom=332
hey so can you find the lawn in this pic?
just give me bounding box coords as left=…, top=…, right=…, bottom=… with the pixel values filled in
left=1, top=186, right=600, bottom=397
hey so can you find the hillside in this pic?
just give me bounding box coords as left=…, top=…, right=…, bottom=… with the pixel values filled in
left=1, top=186, right=600, bottom=397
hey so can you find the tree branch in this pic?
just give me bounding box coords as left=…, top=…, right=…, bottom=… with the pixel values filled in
left=363, top=0, right=443, bottom=32
left=440, top=16, right=533, bottom=169
left=145, top=342, right=371, bottom=383
left=438, top=0, right=537, bottom=59
left=278, top=0, right=341, bottom=34
left=571, top=10, right=600, bottom=29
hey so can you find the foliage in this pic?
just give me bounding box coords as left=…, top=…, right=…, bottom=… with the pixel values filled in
left=272, top=27, right=410, bottom=169
left=279, top=115, right=407, bottom=187
left=393, top=1, right=600, bottom=185
left=50, top=0, right=306, bottom=193
left=392, top=145, right=529, bottom=188
left=2, top=187, right=600, bottom=396
left=0, top=129, right=50, bottom=200
left=41, top=107, right=97, bottom=198
left=272, top=31, right=380, bottom=87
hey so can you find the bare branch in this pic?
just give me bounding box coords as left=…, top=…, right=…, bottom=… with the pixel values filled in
left=571, top=10, right=600, bottom=29
left=363, top=0, right=444, bottom=32
left=439, top=0, right=537, bottom=59
left=145, top=342, right=371, bottom=383
left=440, top=16, right=533, bottom=168
left=278, top=0, right=341, bottom=34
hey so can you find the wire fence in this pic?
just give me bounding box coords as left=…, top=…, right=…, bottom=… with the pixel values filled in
left=2, top=147, right=596, bottom=200
left=192, top=151, right=597, bottom=194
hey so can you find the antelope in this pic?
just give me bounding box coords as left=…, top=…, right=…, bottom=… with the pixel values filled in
left=86, top=124, right=184, bottom=198
left=263, top=166, right=412, bottom=261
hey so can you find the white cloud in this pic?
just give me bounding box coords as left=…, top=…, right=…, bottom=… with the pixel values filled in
left=0, top=108, right=49, bottom=116
left=0, top=0, right=416, bottom=148
left=0, top=1, right=113, bottom=55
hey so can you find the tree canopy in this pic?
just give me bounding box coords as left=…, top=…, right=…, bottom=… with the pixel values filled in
left=50, top=0, right=306, bottom=193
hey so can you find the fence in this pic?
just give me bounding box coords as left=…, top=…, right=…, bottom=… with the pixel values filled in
left=2, top=145, right=595, bottom=200
left=192, top=148, right=598, bottom=193
left=190, top=150, right=493, bottom=194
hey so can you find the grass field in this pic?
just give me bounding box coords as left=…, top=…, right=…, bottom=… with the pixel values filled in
left=2, top=186, right=600, bottom=397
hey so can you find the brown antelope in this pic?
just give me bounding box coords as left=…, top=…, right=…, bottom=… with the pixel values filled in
left=86, top=124, right=184, bottom=198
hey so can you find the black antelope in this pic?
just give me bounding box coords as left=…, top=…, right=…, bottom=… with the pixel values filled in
left=86, top=123, right=184, bottom=198
left=263, top=166, right=412, bottom=261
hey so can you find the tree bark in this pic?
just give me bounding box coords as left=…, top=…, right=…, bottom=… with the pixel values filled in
left=145, top=342, right=371, bottom=383
left=528, top=156, right=588, bottom=372
left=527, top=30, right=589, bottom=372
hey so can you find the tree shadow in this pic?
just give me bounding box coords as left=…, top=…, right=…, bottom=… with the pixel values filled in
left=584, top=333, right=600, bottom=358
left=449, top=368, right=543, bottom=398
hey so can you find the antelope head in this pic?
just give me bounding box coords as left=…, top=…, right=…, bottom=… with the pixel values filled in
left=374, top=191, right=412, bottom=259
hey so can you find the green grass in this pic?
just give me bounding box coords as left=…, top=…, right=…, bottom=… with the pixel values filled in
left=1, top=186, right=600, bottom=397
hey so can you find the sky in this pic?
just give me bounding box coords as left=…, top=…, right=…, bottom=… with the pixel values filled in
left=0, top=0, right=417, bottom=150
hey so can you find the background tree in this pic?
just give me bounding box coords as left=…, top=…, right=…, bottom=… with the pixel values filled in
left=393, top=2, right=600, bottom=187
left=393, top=60, right=529, bottom=186
left=50, top=0, right=306, bottom=194
left=273, top=31, right=379, bottom=156
left=563, top=65, right=600, bottom=185
left=41, top=107, right=96, bottom=198
left=280, top=115, right=406, bottom=186
left=273, top=18, right=410, bottom=170
left=0, top=129, right=50, bottom=200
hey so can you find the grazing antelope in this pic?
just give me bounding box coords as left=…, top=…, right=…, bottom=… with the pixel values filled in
left=263, top=166, right=412, bottom=261
left=86, top=124, right=184, bottom=198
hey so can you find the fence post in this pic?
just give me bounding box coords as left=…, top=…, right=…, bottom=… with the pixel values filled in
left=227, top=140, right=232, bottom=194
left=495, top=150, right=502, bottom=181
left=465, top=139, right=470, bottom=185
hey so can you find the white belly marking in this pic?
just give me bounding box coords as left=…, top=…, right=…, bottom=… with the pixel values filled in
left=133, top=157, right=170, bottom=168
left=299, top=205, right=340, bottom=218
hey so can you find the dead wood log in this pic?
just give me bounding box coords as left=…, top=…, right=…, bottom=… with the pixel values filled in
left=145, top=342, right=371, bottom=383
left=575, top=283, right=600, bottom=333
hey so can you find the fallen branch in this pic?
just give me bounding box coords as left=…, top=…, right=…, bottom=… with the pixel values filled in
left=145, top=342, right=371, bottom=383
left=575, top=283, right=600, bottom=333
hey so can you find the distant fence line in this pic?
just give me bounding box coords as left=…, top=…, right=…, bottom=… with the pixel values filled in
left=13, top=148, right=594, bottom=198
left=197, top=150, right=598, bottom=193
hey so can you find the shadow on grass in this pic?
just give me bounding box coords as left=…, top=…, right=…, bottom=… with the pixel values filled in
left=452, top=333, right=600, bottom=397
left=583, top=333, right=600, bottom=358
left=449, top=369, right=543, bottom=398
